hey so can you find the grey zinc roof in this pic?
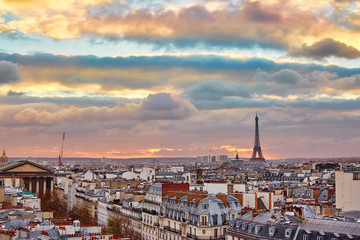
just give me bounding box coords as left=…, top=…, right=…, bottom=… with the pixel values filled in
left=239, top=211, right=253, bottom=221
left=2, top=219, right=27, bottom=229
left=301, top=218, right=360, bottom=236
left=29, top=228, right=60, bottom=239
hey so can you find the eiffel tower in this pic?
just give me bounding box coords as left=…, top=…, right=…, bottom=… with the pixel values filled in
left=250, top=114, right=265, bottom=161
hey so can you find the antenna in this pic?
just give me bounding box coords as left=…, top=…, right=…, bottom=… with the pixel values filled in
left=58, top=132, right=65, bottom=166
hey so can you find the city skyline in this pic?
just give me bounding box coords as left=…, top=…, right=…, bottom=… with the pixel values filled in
left=0, top=0, right=360, bottom=159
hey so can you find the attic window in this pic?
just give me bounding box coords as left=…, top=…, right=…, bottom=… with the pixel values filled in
left=285, top=228, right=293, bottom=238
left=303, top=235, right=310, bottom=240
left=203, top=204, right=208, bottom=210
left=248, top=223, right=255, bottom=232
left=236, top=221, right=242, bottom=228
left=269, top=226, right=276, bottom=237
left=242, top=223, right=248, bottom=230
left=255, top=225, right=262, bottom=234
left=231, top=220, right=236, bottom=227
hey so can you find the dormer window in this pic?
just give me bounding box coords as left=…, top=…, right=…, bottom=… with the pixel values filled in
left=317, top=236, right=323, bottom=240
left=203, top=204, right=209, bottom=210
left=236, top=221, right=242, bottom=228
left=269, top=226, right=276, bottom=237
left=242, top=223, right=248, bottom=230
left=285, top=228, right=293, bottom=238
left=248, top=223, right=255, bottom=232
left=303, top=235, right=310, bottom=240
left=231, top=220, right=236, bottom=227
left=255, top=225, right=262, bottom=234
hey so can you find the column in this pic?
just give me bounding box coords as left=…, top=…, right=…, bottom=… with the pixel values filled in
left=50, top=179, right=54, bottom=193
left=43, top=178, right=47, bottom=195
left=36, top=177, right=40, bottom=196
left=29, top=178, right=33, bottom=193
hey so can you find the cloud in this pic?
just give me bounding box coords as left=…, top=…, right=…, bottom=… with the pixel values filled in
left=186, top=79, right=251, bottom=101
left=2, top=52, right=360, bottom=78
left=242, top=1, right=281, bottom=23
left=289, top=38, right=360, bottom=60
left=0, top=94, right=130, bottom=107
left=13, top=108, right=56, bottom=125
left=331, top=74, right=360, bottom=91
left=142, top=93, right=179, bottom=111
left=0, top=60, right=20, bottom=84
left=0, top=92, right=196, bottom=126
left=7, top=89, right=24, bottom=96
left=139, top=93, right=196, bottom=120
left=3, top=0, right=360, bottom=60
left=268, top=69, right=305, bottom=86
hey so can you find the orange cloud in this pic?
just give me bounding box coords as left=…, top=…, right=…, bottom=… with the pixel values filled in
left=1, top=0, right=360, bottom=56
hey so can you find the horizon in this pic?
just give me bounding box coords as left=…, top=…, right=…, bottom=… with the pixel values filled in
left=1, top=1, right=360, bottom=159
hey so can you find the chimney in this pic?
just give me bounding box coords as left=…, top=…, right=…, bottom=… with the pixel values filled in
left=197, top=169, right=202, bottom=182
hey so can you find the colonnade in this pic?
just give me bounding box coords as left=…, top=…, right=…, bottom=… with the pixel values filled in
left=23, top=176, right=53, bottom=196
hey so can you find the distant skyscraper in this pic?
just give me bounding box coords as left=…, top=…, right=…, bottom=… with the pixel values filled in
left=250, top=114, right=265, bottom=161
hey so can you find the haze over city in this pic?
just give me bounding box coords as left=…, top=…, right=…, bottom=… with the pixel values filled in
left=1, top=0, right=360, bottom=159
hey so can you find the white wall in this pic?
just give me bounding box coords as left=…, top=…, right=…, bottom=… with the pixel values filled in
left=204, top=182, right=228, bottom=194
left=335, top=171, right=360, bottom=211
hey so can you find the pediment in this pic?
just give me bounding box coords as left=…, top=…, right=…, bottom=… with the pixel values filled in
left=5, top=163, right=51, bottom=173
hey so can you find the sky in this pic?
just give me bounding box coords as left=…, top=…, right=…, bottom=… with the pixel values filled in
left=0, top=0, right=360, bottom=159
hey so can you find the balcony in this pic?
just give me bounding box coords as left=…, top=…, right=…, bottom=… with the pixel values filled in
left=163, top=226, right=181, bottom=235
left=142, top=208, right=158, bottom=215
left=186, top=234, right=225, bottom=240
left=144, top=199, right=160, bottom=205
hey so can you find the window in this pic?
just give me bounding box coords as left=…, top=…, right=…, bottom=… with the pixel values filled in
left=201, top=216, right=207, bottom=225
left=303, top=235, right=309, bottom=240
left=203, top=204, right=208, bottom=210
left=214, top=229, right=218, bottom=238
left=285, top=229, right=293, bottom=238
left=269, top=227, right=276, bottom=237
left=242, top=223, right=248, bottom=230
left=236, top=221, right=242, bottom=228
left=248, top=223, right=255, bottom=232
left=222, top=214, right=226, bottom=224
left=213, top=215, right=218, bottom=226
left=317, top=237, right=323, bottom=240
left=255, top=225, right=262, bottom=234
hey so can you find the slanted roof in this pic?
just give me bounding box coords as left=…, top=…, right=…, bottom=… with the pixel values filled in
left=301, top=218, right=360, bottom=236
left=0, top=162, right=20, bottom=171
left=0, top=160, right=53, bottom=174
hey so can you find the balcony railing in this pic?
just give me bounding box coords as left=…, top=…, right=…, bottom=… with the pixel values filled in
left=163, top=226, right=181, bottom=235
left=185, top=234, right=225, bottom=240
left=142, top=208, right=158, bottom=215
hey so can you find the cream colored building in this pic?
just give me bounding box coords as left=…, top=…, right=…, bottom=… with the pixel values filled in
left=335, top=170, right=360, bottom=211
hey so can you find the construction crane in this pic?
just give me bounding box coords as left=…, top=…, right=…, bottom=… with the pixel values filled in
left=58, top=132, right=65, bottom=166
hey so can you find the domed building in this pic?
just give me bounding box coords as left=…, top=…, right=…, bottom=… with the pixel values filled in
left=0, top=150, right=8, bottom=166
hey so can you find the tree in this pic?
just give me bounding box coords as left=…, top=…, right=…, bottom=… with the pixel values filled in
left=40, top=190, right=67, bottom=218
left=68, top=204, right=95, bottom=224
left=104, top=216, right=141, bottom=240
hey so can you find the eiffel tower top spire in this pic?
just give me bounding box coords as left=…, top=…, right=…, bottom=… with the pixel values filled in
left=250, top=114, right=265, bottom=161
